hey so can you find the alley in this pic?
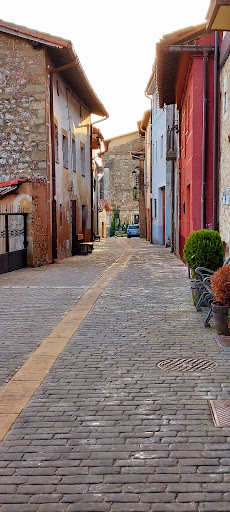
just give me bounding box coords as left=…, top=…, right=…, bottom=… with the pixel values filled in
left=0, top=238, right=230, bottom=512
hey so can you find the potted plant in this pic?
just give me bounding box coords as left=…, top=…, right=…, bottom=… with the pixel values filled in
left=211, top=265, right=230, bottom=335
left=183, top=229, right=224, bottom=306
left=184, top=229, right=224, bottom=276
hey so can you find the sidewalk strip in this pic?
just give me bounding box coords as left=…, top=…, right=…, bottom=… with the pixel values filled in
left=0, top=247, right=132, bottom=442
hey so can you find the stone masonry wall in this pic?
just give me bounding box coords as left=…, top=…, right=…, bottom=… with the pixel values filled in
left=0, top=33, right=47, bottom=181
left=102, top=134, right=143, bottom=226
left=219, top=57, right=230, bottom=256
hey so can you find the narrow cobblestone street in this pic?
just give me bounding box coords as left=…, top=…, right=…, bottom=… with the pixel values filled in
left=1, top=238, right=230, bottom=512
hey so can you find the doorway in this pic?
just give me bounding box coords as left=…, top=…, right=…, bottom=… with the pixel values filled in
left=72, top=200, right=77, bottom=256
left=161, top=187, right=165, bottom=245
left=82, top=205, right=86, bottom=239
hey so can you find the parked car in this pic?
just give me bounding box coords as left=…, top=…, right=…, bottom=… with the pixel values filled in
left=127, top=225, right=140, bottom=238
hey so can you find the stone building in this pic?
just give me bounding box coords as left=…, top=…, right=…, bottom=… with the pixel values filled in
left=206, top=2, right=230, bottom=257
left=0, top=19, right=108, bottom=267
left=102, top=132, right=144, bottom=230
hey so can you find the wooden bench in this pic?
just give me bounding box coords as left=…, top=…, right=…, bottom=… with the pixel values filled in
left=76, top=234, right=93, bottom=255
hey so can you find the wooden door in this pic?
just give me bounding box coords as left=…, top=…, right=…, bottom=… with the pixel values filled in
left=72, top=200, right=77, bottom=256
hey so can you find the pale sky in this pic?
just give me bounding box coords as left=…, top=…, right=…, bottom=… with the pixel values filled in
left=1, top=0, right=210, bottom=139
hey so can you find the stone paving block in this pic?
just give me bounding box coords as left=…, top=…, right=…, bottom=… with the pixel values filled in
left=1, top=506, right=37, bottom=512
left=199, top=505, right=230, bottom=511
left=151, top=505, right=197, bottom=512
left=68, top=505, right=111, bottom=512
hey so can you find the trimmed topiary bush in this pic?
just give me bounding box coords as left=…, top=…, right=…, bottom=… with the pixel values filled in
left=183, top=229, right=224, bottom=275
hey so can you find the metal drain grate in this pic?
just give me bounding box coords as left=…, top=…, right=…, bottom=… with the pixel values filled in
left=209, top=400, right=230, bottom=427
left=157, top=358, right=219, bottom=372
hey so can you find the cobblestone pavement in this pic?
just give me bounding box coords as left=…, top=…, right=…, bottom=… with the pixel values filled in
left=1, top=238, right=230, bottom=511
left=0, top=239, right=124, bottom=388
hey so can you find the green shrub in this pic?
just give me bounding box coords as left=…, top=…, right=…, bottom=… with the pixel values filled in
left=110, top=209, right=120, bottom=237
left=183, top=229, right=224, bottom=275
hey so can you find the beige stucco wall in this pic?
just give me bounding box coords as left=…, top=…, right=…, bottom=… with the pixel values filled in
left=219, top=56, right=230, bottom=255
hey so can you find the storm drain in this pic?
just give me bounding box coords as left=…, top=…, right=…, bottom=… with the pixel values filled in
left=157, top=358, right=219, bottom=372
left=209, top=400, right=230, bottom=427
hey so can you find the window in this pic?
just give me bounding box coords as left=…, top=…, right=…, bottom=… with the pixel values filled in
left=134, top=214, right=139, bottom=224
left=188, top=94, right=190, bottom=133
left=223, top=76, right=228, bottom=119
left=160, top=135, right=163, bottom=159
left=54, top=124, right=59, bottom=163
left=81, top=143, right=85, bottom=176
left=72, top=136, right=76, bottom=172
left=62, top=133, right=68, bottom=169
left=154, top=199, right=157, bottom=219
left=184, top=101, right=187, bottom=158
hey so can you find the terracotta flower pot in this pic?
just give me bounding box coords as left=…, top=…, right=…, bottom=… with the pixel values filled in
left=211, top=301, right=230, bottom=336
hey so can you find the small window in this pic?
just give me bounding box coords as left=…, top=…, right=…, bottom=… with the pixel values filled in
left=160, top=135, right=163, bottom=159
left=54, top=124, right=59, bottom=163
left=81, top=142, right=85, bottom=176
left=62, top=133, right=68, bottom=169
left=223, top=76, right=228, bottom=119
left=154, top=199, right=157, bottom=219
left=72, top=136, right=76, bottom=172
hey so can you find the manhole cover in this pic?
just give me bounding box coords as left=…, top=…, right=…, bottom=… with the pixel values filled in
left=157, top=358, right=218, bottom=372
left=209, top=400, right=230, bottom=427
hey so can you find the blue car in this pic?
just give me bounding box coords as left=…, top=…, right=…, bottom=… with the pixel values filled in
left=127, top=225, right=140, bottom=238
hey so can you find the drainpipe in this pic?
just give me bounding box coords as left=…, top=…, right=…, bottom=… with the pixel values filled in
left=213, top=31, right=219, bottom=231
left=171, top=106, right=175, bottom=253
left=145, top=91, right=153, bottom=243
left=201, top=51, right=209, bottom=229
left=90, top=124, right=93, bottom=242
left=49, top=72, right=57, bottom=261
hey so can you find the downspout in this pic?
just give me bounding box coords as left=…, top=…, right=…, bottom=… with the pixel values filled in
left=150, top=106, right=153, bottom=244
left=171, top=104, right=175, bottom=253
left=49, top=72, right=57, bottom=261
left=201, top=51, right=209, bottom=229
left=145, top=91, right=153, bottom=243
left=90, top=124, right=93, bottom=242
left=213, top=31, right=219, bottom=231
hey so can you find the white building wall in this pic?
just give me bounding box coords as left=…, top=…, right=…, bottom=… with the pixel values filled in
left=151, top=89, right=171, bottom=246
left=51, top=73, right=91, bottom=257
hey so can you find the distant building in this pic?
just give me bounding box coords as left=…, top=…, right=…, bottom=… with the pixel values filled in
left=102, top=132, right=144, bottom=231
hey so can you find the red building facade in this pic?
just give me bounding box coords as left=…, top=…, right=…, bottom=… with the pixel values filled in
left=178, top=35, right=215, bottom=257
left=156, top=26, right=215, bottom=260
